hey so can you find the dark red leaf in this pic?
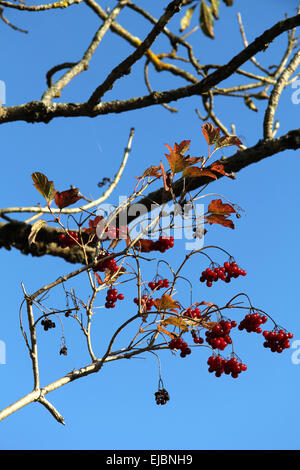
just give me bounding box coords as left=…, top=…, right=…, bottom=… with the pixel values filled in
left=55, top=188, right=82, bottom=209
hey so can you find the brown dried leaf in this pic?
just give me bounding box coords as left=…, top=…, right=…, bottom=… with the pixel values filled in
left=175, top=140, right=191, bottom=155
left=28, top=219, right=46, bottom=246
left=180, top=5, right=196, bottom=32
left=201, top=122, right=220, bottom=145
left=161, top=316, right=189, bottom=332
left=208, top=198, right=236, bottom=215
left=210, top=0, right=220, bottom=19
left=205, top=214, right=235, bottom=229
left=84, top=216, right=104, bottom=235
left=183, top=166, right=217, bottom=179
left=55, top=188, right=82, bottom=209
left=210, top=162, right=236, bottom=179
left=200, top=0, right=215, bottom=39
left=135, top=166, right=162, bottom=179
left=104, top=266, right=127, bottom=285
left=215, top=135, right=243, bottom=149
left=31, top=172, right=56, bottom=204
left=154, top=294, right=181, bottom=313
left=165, top=142, right=190, bottom=174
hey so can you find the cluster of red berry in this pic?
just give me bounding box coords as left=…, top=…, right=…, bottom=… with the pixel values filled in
left=263, top=329, right=293, bottom=353
left=207, top=354, right=247, bottom=378
left=92, top=252, right=119, bottom=273
left=148, top=279, right=169, bottom=290
left=191, top=329, right=204, bottom=344
left=205, top=319, right=237, bottom=350
left=133, top=295, right=155, bottom=311
left=59, top=231, right=79, bottom=248
left=183, top=307, right=201, bottom=319
left=105, top=288, right=124, bottom=309
left=200, top=261, right=246, bottom=287
left=238, top=312, right=268, bottom=334
left=168, top=337, right=191, bottom=358
left=141, top=236, right=174, bottom=253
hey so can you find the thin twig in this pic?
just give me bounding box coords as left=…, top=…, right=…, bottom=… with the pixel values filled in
left=42, top=0, right=128, bottom=103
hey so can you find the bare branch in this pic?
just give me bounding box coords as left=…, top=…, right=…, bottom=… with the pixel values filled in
left=0, top=342, right=168, bottom=422
left=37, top=396, right=65, bottom=425
left=237, top=12, right=271, bottom=76
left=0, top=5, right=28, bottom=32
left=21, top=284, right=40, bottom=391
left=0, top=0, right=82, bottom=11
left=42, top=0, right=128, bottom=102
left=1, top=13, right=299, bottom=126
left=0, top=126, right=134, bottom=216
left=87, top=0, right=185, bottom=107
left=263, top=49, right=300, bottom=139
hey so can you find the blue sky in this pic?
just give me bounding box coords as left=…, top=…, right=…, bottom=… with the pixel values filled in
left=0, top=0, right=300, bottom=450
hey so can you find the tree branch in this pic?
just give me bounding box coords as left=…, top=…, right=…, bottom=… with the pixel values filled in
left=1, top=13, right=299, bottom=125
left=87, top=0, right=185, bottom=107
left=263, top=49, right=300, bottom=139
left=0, top=343, right=168, bottom=422
left=1, top=128, right=299, bottom=261
left=42, top=0, right=128, bottom=103
left=127, top=128, right=300, bottom=222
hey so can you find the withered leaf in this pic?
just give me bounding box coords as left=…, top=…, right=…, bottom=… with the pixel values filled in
left=154, top=294, right=181, bottom=313
left=199, top=0, right=215, bottom=39
left=31, top=172, right=56, bottom=204
left=28, top=219, right=46, bottom=246
left=210, top=0, right=220, bottom=19
left=215, top=135, right=243, bottom=149
left=205, top=214, right=234, bottom=229
left=210, top=162, right=236, bottom=179
left=135, top=166, right=162, bottom=179
left=161, top=316, right=189, bottom=332
left=208, top=198, right=236, bottom=215
left=104, top=266, right=127, bottom=285
left=183, top=166, right=217, bottom=179
left=165, top=141, right=203, bottom=175
left=174, top=140, right=191, bottom=155
left=201, top=122, right=220, bottom=145
left=84, top=216, right=104, bottom=236
left=54, top=188, right=82, bottom=210
left=180, top=5, right=196, bottom=32
left=165, top=141, right=191, bottom=174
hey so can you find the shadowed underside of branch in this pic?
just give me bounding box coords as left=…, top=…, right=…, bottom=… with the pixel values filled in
left=0, top=221, right=95, bottom=264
